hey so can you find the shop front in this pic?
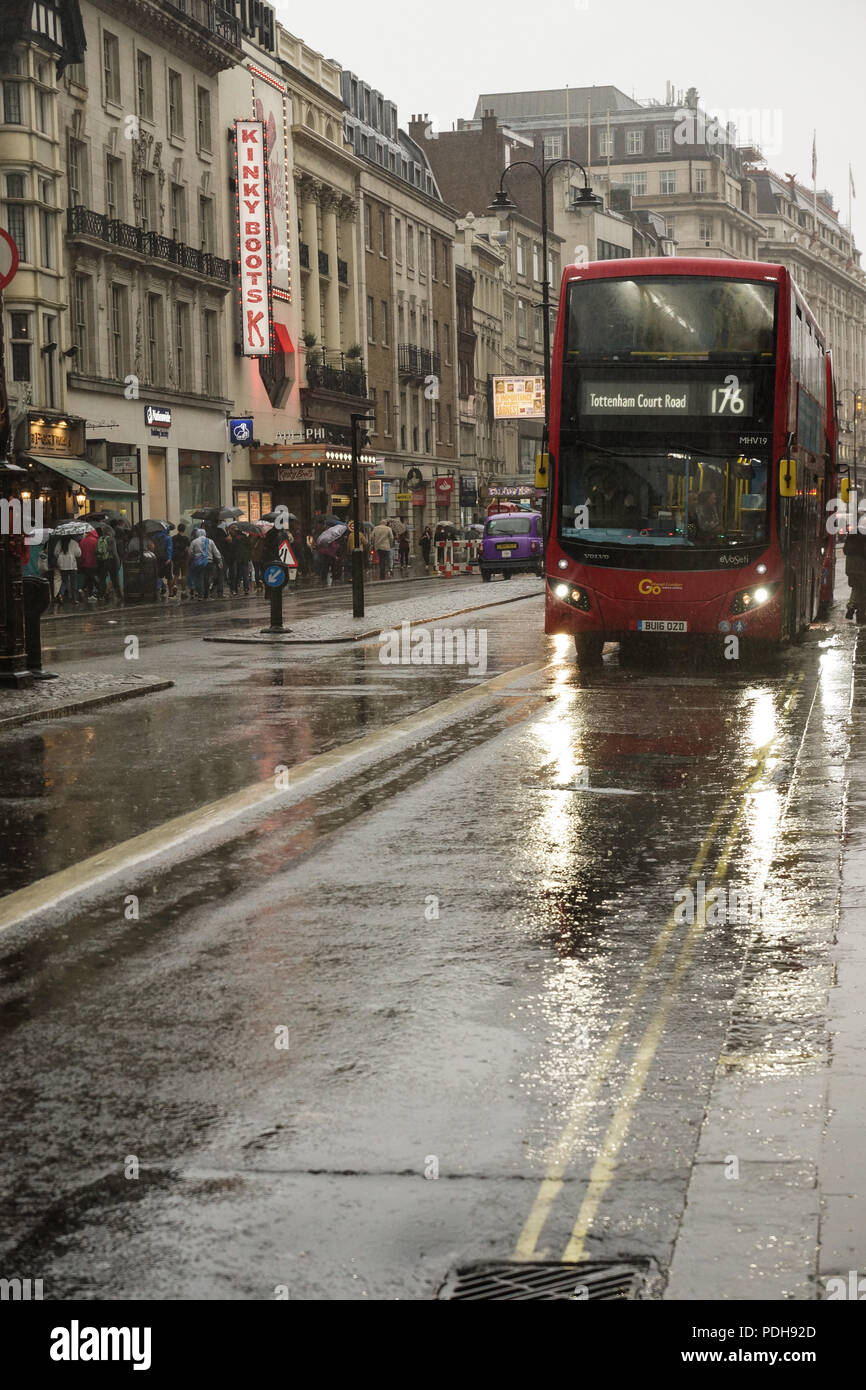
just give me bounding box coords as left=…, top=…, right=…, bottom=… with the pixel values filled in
left=14, top=411, right=137, bottom=524
left=247, top=443, right=379, bottom=536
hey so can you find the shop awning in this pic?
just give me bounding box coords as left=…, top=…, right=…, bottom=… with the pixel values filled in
left=22, top=456, right=138, bottom=497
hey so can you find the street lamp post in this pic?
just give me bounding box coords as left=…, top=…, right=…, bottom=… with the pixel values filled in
left=836, top=387, right=863, bottom=494
left=350, top=412, right=374, bottom=619
left=487, top=154, right=602, bottom=442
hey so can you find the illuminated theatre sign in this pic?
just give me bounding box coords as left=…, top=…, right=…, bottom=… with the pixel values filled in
left=234, top=118, right=273, bottom=357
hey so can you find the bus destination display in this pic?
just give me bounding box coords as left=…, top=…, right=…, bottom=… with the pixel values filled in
left=581, top=378, right=754, bottom=418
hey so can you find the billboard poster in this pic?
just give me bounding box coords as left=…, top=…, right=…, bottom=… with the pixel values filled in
left=492, top=375, right=545, bottom=419
left=235, top=118, right=273, bottom=357
left=252, top=67, right=291, bottom=302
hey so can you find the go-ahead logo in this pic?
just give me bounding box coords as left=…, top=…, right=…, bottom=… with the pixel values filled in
left=638, top=577, right=683, bottom=596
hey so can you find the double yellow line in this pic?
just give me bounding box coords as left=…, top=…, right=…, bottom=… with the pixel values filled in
left=516, top=671, right=804, bottom=1263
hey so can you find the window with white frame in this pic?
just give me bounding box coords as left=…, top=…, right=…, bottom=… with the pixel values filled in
left=699, top=217, right=713, bottom=242
left=622, top=171, right=647, bottom=196
left=106, top=155, right=123, bottom=220
left=202, top=309, right=219, bottom=394
left=175, top=301, right=190, bottom=390
left=196, top=85, right=212, bottom=152
left=110, top=283, right=128, bottom=379
left=543, top=134, right=563, bottom=159
left=598, top=128, right=613, bottom=157
left=103, top=31, right=120, bottom=104
left=626, top=129, right=644, bottom=154
left=659, top=170, right=676, bottom=195
left=73, top=273, right=93, bottom=372
left=136, top=51, right=153, bottom=121
left=655, top=126, right=671, bottom=153
left=169, top=70, right=183, bottom=138
left=694, top=167, right=707, bottom=193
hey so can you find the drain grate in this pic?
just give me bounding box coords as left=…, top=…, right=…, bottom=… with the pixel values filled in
left=438, top=1259, right=652, bottom=1301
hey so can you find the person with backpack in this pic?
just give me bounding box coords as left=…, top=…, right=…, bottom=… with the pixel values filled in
left=188, top=527, right=221, bottom=600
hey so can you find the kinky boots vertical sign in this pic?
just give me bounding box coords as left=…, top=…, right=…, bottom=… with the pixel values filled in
left=234, top=118, right=274, bottom=357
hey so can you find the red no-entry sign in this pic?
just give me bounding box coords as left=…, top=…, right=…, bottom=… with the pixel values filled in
left=0, top=227, right=19, bottom=289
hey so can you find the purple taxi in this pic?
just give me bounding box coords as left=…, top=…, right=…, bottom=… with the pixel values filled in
left=479, top=510, right=545, bottom=582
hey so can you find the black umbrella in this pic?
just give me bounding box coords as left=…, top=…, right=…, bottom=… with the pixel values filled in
left=232, top=521, right=261, bottom=535
left=219, top=506, right=243, bottom=519
left=321, top=514, right=342, bottom=526
left=82, top=508, right=123, bottom=523
left=191, top=507, right=220, bottom=519
left=142, top=519, right=174, bottom=532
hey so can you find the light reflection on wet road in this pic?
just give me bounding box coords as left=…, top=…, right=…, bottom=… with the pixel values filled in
left=0, top=586, right=856, bottom=1298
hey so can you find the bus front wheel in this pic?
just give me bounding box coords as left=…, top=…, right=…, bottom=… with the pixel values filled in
left=574, top=633, right=604, bottom=664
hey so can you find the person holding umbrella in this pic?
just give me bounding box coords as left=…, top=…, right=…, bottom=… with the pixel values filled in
left=55, top=532, right=82, bottom=604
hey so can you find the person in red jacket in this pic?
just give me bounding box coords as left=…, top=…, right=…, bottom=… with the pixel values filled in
left=78, top=526, right=100, bottom=601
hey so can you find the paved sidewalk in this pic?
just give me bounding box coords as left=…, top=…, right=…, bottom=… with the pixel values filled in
left=204, top=574, right=544, bottom=645
left=0, top=673, right=174, bottom=732
left=666, top=622, right=866, bottom=1300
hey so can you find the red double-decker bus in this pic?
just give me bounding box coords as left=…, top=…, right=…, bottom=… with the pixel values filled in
left=544, top=258, right=836, bottom=661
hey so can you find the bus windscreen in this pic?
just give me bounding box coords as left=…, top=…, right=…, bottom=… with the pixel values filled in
left=565, top=277, right=777, bottom=360
left=559, top=443, right=770, bottom=550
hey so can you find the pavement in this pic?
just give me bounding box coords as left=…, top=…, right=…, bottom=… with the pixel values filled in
left=665, top=628, right=861, bottom=1300
left=204, top=573, right=544, bottom=643
left=0, top=672, right=174, bottom=731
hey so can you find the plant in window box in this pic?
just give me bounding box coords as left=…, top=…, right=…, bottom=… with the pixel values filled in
left=303, top=331, right=320, bottom=369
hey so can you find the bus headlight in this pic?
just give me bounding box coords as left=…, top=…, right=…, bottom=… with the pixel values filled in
left=730, top=582, right=779, bottom=614
left=549, top=579, right=591, bottom=611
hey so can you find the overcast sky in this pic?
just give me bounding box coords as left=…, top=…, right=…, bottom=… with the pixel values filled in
left=278, top=0, right=866, bottom=247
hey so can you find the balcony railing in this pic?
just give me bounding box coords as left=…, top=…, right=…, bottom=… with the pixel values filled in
left=337, top=258, right=348, bottom=285
left=305, top=349, right=368, bottom=398
left=67, top=206, right=231, bottom=282
left=398, top=343, right=441, bottom=379
left=299, top=240, right=310, bottom=268
left=318, top=249, right=329, bottom=276
left=162, top=0, right=241, bottom=48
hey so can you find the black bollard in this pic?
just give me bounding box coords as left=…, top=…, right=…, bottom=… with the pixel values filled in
left=261, top=564, right=290, bottom=633
left=22, top=574, right=57, bottom=679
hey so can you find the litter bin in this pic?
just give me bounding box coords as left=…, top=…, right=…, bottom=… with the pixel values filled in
left=22, top=573, right=56, bottom=679
left=123, top=551, right=158, bottom=603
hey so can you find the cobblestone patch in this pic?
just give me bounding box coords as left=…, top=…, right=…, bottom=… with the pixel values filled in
left=0, top=674, right=174, bottom=731
left=204, top=575, right=545, bottom=645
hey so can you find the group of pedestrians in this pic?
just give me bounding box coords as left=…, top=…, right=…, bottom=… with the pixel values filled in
left=36, top=521, right=124, bottom=605
left=369, top=517, right=414, bottom=580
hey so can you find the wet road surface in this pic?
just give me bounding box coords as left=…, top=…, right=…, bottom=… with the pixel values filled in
left=0, top=579, right=857, bottom=1298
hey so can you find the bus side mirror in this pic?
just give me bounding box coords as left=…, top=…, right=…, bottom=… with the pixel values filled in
left=841, top=477, right=851, bottom=504
left=779, top=458, right=797, bottom=497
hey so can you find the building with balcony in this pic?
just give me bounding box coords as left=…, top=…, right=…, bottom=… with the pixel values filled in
left=469, top=86, right=765, bottom=263
left=414, top=112, right=562, bottom=496
left=216, top=1, right=305, bottom=524
left=48, top=0, right=243, bottom=521
left=0, top=0, right=135, bottom=521
left=751, top=169, right=866, bottom=475
left=261, top=29, right=371, bottom=528
left=344, top=73, right=461, bottom=532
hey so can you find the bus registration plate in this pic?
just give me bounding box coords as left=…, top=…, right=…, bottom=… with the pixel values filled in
left=637, top=619, right=688, bottom=633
